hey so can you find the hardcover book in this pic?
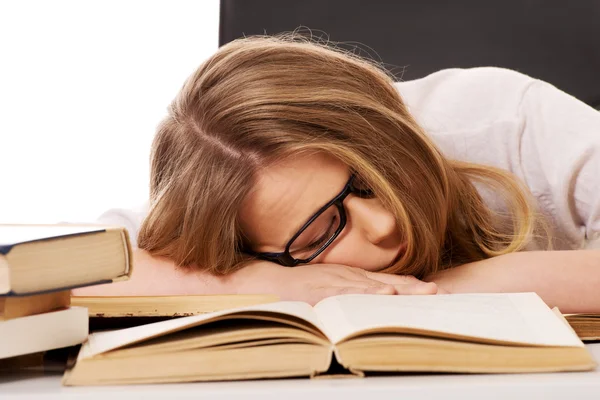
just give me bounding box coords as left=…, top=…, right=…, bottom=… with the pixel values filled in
left=63, top=292, right=595, bottom=386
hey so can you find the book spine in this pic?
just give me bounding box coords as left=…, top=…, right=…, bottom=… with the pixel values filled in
left=111, top=229, right=134, bottom=281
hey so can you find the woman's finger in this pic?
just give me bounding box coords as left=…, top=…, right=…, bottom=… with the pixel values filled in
left=365, top=270, right=425, bottom=285
left=319, top=284, right=396, bottom=299
left=340, top=273, right=439, bottom=295
left=329, top=265, right=436, bottom=294
left=393, top=282, right=439, bottom=295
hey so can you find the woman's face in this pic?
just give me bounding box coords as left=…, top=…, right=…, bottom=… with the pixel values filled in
left=239, top=153, right=407, bottom=271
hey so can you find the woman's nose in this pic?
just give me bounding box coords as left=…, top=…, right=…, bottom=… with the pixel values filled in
left=345, top=196, right=398, bottom=245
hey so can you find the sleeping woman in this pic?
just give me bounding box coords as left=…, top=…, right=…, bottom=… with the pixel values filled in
left=75, top=35, right=600, bottom=313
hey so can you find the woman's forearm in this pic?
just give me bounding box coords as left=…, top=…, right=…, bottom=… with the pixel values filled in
left=428, top=250, right=600, bottom=313
left=73, top=248, right=236, bottom=296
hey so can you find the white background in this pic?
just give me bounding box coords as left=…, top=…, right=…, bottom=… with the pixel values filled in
left=0, top=0, right=219, bottom=223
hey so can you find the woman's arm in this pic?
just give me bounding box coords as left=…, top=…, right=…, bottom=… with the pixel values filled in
left=518, top=79, right=600, bottom=249
left=73, top=248, right=438, bottom=304
left=427, top=81, right=600, bottom=312
left=72, top=248, right=234, bottom=296
left=428, top=250, right=600, bottom=313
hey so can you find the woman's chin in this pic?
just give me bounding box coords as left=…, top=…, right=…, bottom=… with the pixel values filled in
left=387, top=242, right=408, bottom=269
left=355, top=243, right=408, bottom=272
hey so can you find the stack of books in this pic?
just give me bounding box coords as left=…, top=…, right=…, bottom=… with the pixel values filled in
left=0, top=224, right=133, bottom=361
left=0, top=224, right=279, bottom=372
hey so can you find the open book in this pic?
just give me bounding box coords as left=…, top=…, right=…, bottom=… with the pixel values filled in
left=63, top=293, right=596, bottom=386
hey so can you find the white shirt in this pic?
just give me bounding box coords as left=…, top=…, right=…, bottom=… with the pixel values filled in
left=98, top=67, right=600, bottom=250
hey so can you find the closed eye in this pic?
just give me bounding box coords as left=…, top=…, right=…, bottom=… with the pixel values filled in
left=304, top=215, right=338, bottom=251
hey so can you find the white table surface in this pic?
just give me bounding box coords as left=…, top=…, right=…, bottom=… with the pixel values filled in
left=1, top=343, right=599, bottom=400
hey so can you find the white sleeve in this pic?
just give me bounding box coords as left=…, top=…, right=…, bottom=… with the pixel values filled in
left=96, top=203, right=149, bottom=248
left=519, top=80, right=600, bottom=250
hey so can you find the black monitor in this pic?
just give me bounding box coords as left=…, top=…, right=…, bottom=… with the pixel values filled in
left=219, top=0, right=600, bottom=108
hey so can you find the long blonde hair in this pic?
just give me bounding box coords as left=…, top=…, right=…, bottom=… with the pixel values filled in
left=138, top=34, right=551, bottom=277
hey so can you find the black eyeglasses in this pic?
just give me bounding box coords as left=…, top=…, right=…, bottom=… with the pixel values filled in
left=247, top=174, right=374, bottom=267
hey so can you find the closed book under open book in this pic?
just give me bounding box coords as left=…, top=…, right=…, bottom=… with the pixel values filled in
left=71, top=294, right=280, bottom=318
left=565, top=314, right=600, bottom=341
left=63, top=292, right=595, bottom=386
left=72, top=294, right=281, bottom=331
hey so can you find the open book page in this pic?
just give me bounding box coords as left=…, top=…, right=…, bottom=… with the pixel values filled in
left=81, top=301, right=324, bottom=359
left=313, top=293, right=584, bottom=347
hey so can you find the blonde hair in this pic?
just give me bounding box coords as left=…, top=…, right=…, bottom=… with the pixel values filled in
left=138, top=34, right=551, bottom=277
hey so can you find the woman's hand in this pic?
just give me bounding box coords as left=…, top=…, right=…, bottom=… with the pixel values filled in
left=230, top=261, right=440, bottom=305
left=424, top=250, right=600, bottom=314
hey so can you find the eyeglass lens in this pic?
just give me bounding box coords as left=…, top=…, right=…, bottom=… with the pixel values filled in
left=288, top=203, right=342, bottom=260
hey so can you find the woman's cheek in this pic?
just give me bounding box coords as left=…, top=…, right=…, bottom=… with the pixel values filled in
left=316, top=236, right=377, bottom=269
